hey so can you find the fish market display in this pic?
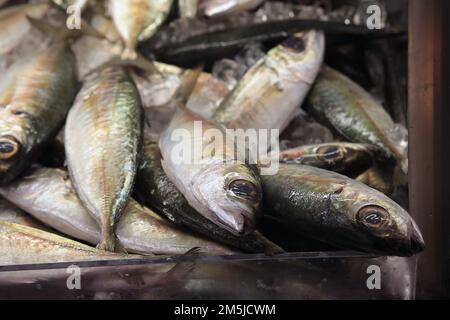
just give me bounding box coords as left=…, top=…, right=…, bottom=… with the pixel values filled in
left=306, top=66, right=409, bottom=174
left=0, top=0, right=423, bottom=301
left=0, top=166, right=233, bottom=255
left=109, top=0, right=173, bottom=59
left=0, top=36, right=77, bottom=184
left=135, top=141, right=283, bottom=254
left=65, top=66, right=142, bottom=252
left=214, top=30, right=324, bottom=131
left=160, top=107, right=262, bottom=236
left=261, top=164, right=424, bottom=256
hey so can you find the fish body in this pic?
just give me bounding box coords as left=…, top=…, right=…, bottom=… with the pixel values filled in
left=0, top=3, right=48, bottom=54
left=65, top=66, right=143, bottom=252
left=135, top=141, right=283, bottom=253
left=0, top=40, right=77, bottom=184
left=268, top=142, right=386, bottom=178
left=179, top=0, right=199, bottom=18
left=306, top=66, right=408, bottom=174
left=261, top=164, right=424, bottom=256
left=214, top=30, right=324, bottom=131
left=109, top=0, right=173, bottom=59
left=0, top=198, right=49, bottom=230
left=0, top=221, right=127, bottom=266
left=160, top=107, right=262, bottom=236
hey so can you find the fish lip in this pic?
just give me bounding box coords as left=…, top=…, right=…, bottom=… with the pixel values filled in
left=216, top=212, right=255, bottom=236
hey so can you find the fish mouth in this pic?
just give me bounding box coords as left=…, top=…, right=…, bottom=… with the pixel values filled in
left=217, top=213, right=255, bottom=236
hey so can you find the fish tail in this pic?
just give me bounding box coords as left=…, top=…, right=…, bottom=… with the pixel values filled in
left=96, top=224, right=116, bottom=252
left=121, top=47, right=138, bottom=61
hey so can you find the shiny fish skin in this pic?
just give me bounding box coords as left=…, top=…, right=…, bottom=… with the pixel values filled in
left=135, top=141, right=283, bottom=254
left=306, top=66, right=408, bottom=174
left=65, top=66, right=143, bottom=252
left=178, top=0, right=199, bottom=18
left=109, top=0, right=173, bottom=59
left=214, top=30, right=324, bottom=131
left=0, top=197, right=49, bottom=231
left=261, top=164, right=424, bottom=256
left=268, top=142, right=386, bottom=178
left=0, top=3, right=48, bottom=54
left=199, top=0, right=264, bottom=18
left=0, top=166, right=234, bottom=255
left=160, top=107, right=262, bottom=236
left=0, top=41, right=77, bottom=184
left=0, top=221, right=128, bottom=266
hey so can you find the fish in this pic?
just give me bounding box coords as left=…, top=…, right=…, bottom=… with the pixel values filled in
left=65, top=66, right=143, bottom=252
left=0, top=166, right=235, bottom=255
left=306, top=66, right=409, bottom=174
left=0, top=221, right=132, bottom=266
left=0, top=3, right=49, bottom=54
left=135, top=141, right=283, bottom=254
left=213, top=30, right=324, bottom=131
left=260, top=164, right=424, bottom=256
left=109, top=0, right=173, bottom=59
left=199, top=0, right=265, bottom=18
left=266, top=142, right=387, bottom=178
left=0, top=39, right=78, bottom=184
left=0, top=197, right=50, bottom=231
left=159, top=107, right=262, bottom=236
left=356, top=165, right=395, bottom=196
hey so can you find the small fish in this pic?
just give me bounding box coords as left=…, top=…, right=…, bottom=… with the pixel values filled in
left=0, top=166, right=233, bottom=255
left=306, top=66, right=409, bottom=174
left=199, top=0, right=265, bottom=18
left=267, top=142, right=387, bottom=178
left=109, top=0, right=174, bottom=59
left=0, top=3, right=49, bottom=54
left=160, top=106, right=263, bottom=236
left=135, top=141, right=283, bottom=254
left=0, top=221, right=131, bottom=266
left=261, top=164, right=424, bottom=256
left=0, top=39, right=77, bottom=184
left=65, top=66, right=143, bottom=252
left=214, top=30, right=324, bottom=131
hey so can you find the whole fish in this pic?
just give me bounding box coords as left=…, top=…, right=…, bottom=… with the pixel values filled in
left=0, top=166, right=234, bottom=255
left=135, top=141, right=283, bottom=253
left=199, top=0, right=265, bottom=18
left=65, top=66, right=143, bottom=252
left=306, top=66, right=409, bottom=174
left=160, top=107, right=262, bottom=236
left=0, top=40, right=77, bottom=184
left=266, top=142, right=387, bottom=178
left=0, top=198, right=49, bottom=231
left=0, top=221, right=130, bottom=266
left=0, top=3, right=49, bottom=54
left=109, top=0, right=173, bottom=59
left=261, top=164, right=424, bottom=256
left=214, top=30, right=324, bottom=131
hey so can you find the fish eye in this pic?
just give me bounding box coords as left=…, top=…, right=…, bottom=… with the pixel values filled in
left=228, top=179, right=260, bottom=202
left=357, top=205, right=389, bottom=228
left=316, top=145, right=344, bottom=162
left=0, top=136, right=20, bottom=160
left=282, top=36, right=306, bottom=53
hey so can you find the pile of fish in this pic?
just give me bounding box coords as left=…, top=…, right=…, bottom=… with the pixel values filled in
left=0, top=0, right=423, bottom=268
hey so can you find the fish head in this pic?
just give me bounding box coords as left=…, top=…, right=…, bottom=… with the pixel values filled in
left=191, top=163, right=262, bottom=236
left=330, top=181, right=425, bottom=256
left=270, top=29, right=325, bottom=85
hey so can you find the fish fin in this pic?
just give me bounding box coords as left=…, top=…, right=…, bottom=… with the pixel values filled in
left=165, top=247, right=200, bottom=280
left=84, top=53, right=158, bottom=78
left=113, top=236, right=128, bottom=254
left=175, top=65, right=204, bottom=107
left=96, top=235, right=116, bottom=252
left=26, top=15, right=104, bottom=42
